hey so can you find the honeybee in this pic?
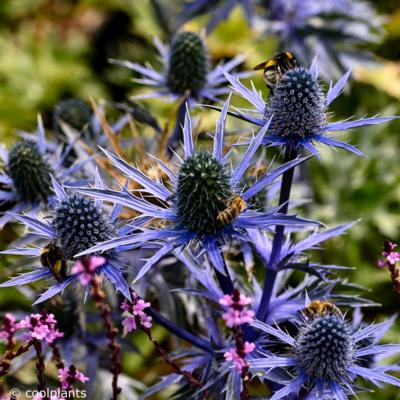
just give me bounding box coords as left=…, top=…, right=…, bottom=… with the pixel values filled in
left=253, top=52, right=298, bottom=94
left=303, top=300, right=341, bottom=319
left=40, top=242, right=67, bottom=282
left=217, top=195, right=246, bottom=227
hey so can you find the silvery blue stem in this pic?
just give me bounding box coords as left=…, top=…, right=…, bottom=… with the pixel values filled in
left=256, top=145, right=298, bottom=323
left=213, top=257, right=234, bottom=295
left=147, top=307, right=213, bottom=353
left=167, top=100, right=187, bottom=157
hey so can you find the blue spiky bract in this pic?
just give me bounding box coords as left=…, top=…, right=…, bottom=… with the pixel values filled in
left=52, top=195, right=115, bottom=259
left=166, top=32, right=209, bottom=95
left=241, top=175, right=266, bottom=211
left=7, top=140, right=53, bottom=203
left=175, top=151, right=232, bottom=234
left=295, top=314, right=354, bottom=381
left=266, top=68, right=326, bottom=141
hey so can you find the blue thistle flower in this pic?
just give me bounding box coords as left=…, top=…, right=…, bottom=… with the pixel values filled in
left=7, top=139, right=53, bottom=203
left=110, top=33, right=247, bottom=104
left=0, top=176, right=131, bottom=304
left=52, top=194, right=116, bottom=259
left=74, top=98, right=316, bottom=283
left=222, top=62, right=397, bottom=156
left=295, top=314, right=354, bottom=381
left=0, top=116, right=91, bottom=228
left=250, top=312, right=400, bottom=398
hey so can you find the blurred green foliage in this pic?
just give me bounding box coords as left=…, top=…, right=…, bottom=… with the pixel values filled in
left=0, top=1, right=399, bottom=399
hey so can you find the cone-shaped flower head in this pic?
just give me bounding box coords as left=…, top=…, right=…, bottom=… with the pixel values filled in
left=295, top=314, right=353, bottom=381
left=175, top=151, right=231, bottom=234
left=223, top=63, right=397, bottom=156
left=7, top=140, right=53, bottom=203
left=266, top=68, right=327, bottom=142
left=52, top=195, right=116, bottom=260
left=166, top=32, right=209, bottom=96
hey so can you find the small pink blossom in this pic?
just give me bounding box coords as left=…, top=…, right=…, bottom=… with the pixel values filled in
left=219, top=294, right=234, bottom=307
left=121, top=292, right=153, bottom=333
left=58, top=365, right=89, bottom=389
left=224, top=342, right=256, bottom=372
left=0, top=313, right=17, bottom=341
left=17, top=312, right=63, bottom=343
left=387, top=252, right=400, bottom=265
left=72, top=256, right=106, bottom=286
left=222, top=308, right=255, bottom=328
left=122, top=316, right=137, bottom=333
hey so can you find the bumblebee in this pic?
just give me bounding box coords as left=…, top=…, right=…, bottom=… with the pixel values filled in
left=253, top=52, right=298, bottom=93
left=40, top=242, right=67, bottom=282
left=303, top=300, right=341, bottom=319
left=217, top=195, right=246, bottom=227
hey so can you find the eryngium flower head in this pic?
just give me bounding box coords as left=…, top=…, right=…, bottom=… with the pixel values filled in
left=175, top=152, right=231, bottom=234
left=52, top=195, right=115, bottom=259
left=110, top=35, right=246, bottom=104
left=53, top=98, right=93, bottom=138
left=7, top=140, right=53, bottom=202
left=75, top=99, right=314, bottom=282
left=295, top=314, right=353, bottom=381
left=166, top=32, right=209, bottom=95
left=250, top=312, right=400, bottom=398
left=265, top=68, right=326, bottom=141
left=0, top=179, right=131, bottom=304
left=223, top=64, right=397, bottom=156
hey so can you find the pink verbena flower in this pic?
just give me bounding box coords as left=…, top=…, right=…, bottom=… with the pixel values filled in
left=222, top=308, right=255, bottom=328
left=58, top=365, right=89, bottom=389
left=121, top=292, right=153, bottom=334
left=71, top=256, right=106, bottom=286
left=378, top=240, right=400, bottom=268
left=17, top=311, right=63, bottom=343
left=0, top=313, right=17, bottom=341
left=224, top=342, right=256, bottom=372
left=219, top=289, right=255, bottom=328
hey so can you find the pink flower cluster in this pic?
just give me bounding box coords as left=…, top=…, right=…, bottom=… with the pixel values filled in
left=17, top=312, right=63, bottom=343
left=58, top=365, right=89, bottom=389
left=224, top=342, right=256, bottom=373
left=219, top=292, right=255, bottom=328
left=71, top=256, right=106, bottom=286
left=378, top=240, right=400, bottom=268
left=121, top=293, right=152, bottom=333
left=0, top=313, right=17, bottom=341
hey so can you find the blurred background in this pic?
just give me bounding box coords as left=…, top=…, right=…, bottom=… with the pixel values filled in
left=0, top=0, right=399, bottom=398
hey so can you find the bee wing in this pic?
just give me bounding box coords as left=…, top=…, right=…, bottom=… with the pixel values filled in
left=253, top=60, right=269, bottom=71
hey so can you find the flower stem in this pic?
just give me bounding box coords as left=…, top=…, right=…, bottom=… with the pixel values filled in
left=256, top=145, right=298, bottom=323
left=142, top=326, right=203, bottom=389
left=51, top=342, right=65, bottom=370
left=167, top=96, right=189, bottom=157
left=33, top=341, right=47, bottom=393
left=0, top=340, right=33, bottom=377
left=146, top=307, right=213, bottom=353
left=92, top=277, right=122, bottom=400
left=213, top=262, right=235, bottom=295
